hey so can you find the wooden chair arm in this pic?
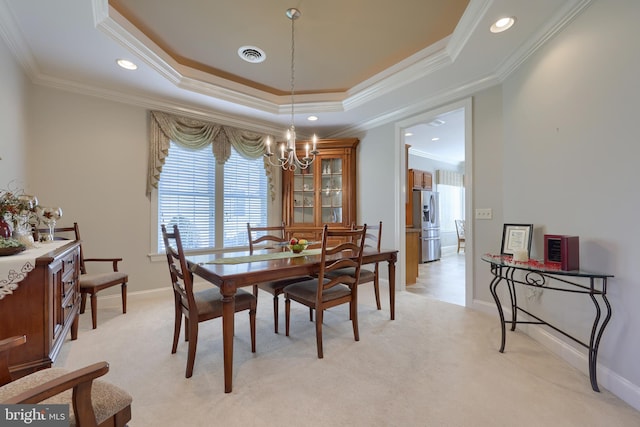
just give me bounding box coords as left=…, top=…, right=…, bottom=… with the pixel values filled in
left=3, top=361, right=109, bottom=404
left=0, top=336, right=26, bottom=386
left=83, top=258, right=123, bottom=272
left=3, top=361, right=110, bottom=427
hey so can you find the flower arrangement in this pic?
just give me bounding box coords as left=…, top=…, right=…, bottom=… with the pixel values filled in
left=0, top=189, right=38, bottom=229
left=0, top=186, right=39, bottom=244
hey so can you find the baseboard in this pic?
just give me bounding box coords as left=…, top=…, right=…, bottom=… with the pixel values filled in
left=528, top=324, right=640, bottom=411
left=471, top=298, right=640, bottom=411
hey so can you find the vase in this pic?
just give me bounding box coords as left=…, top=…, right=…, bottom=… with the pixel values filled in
left=0, top=218, right=11, bottom=238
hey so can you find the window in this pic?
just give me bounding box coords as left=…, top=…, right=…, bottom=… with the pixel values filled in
left=157, top=141, right=268, bottom=251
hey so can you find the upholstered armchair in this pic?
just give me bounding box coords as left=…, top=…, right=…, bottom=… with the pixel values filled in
left=0, top=335, right=132, bottom=427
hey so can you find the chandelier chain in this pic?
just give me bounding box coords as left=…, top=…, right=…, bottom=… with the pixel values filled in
left=263, top=8, right=318, bottom=171
left=290, top=10, right=295, bottom=130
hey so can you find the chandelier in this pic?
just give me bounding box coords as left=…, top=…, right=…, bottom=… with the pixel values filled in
left=264, top=7, right=319, bottom=171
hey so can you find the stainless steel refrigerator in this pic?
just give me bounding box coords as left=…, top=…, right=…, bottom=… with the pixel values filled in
left=413, top=190, right=441, bottom=262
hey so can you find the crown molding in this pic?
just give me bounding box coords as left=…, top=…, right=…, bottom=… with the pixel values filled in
left=495, top=0, right=595, bottom=82
left=0, top=0, right=39, bottom=79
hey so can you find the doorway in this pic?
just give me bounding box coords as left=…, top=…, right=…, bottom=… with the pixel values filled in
left=398, top=98, right=472, bottom=306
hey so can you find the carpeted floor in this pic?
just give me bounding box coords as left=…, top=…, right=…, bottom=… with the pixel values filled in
left=54, top=280, right=640, bottom=426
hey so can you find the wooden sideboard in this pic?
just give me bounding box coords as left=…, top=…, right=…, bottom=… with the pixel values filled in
left=0, top=240, right=81, bottom=378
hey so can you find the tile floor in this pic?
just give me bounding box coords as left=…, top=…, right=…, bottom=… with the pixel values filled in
left=406, top=245, right=466, bottom=306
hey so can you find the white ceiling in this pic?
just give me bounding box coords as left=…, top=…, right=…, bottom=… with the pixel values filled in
left=0, top=0, right=592, bottom=163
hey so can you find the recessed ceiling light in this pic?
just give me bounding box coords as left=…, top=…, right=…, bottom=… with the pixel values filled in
left=490, top=17, right=516, bottom=33
left=116, top=59, right=137, bottom=70
left=307, top=116, right=318, bottom=121
left=432, top=137, right=440, bottom=141
left=428, top=119, right=445, bottom=127
left=405, top=132, right=413, bottom=137
left=238, top=46, right=266, bottom=63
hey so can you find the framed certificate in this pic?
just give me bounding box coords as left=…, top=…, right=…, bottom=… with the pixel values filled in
left=500, top=224, right=533, bottom=256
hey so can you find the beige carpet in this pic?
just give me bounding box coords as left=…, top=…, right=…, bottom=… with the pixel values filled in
left=54, top=283, right=640, bottom=426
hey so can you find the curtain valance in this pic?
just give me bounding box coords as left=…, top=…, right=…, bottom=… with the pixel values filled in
left=147, top=110, right=275, bottom=199
left=436, top=170, right=465, bottom=187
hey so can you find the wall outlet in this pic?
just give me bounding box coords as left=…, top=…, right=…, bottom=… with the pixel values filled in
left=475, top=208, right=492, bottom=220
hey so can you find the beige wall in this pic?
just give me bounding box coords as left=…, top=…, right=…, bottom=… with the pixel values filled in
left=500, top=0, right=640, bottom=405
left=0, top=31, right=29, bottom=187
left=26, top=86, right=169, bottom=295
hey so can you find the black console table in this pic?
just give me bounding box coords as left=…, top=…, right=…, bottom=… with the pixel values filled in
left=482, top=254, right=613, bottom=392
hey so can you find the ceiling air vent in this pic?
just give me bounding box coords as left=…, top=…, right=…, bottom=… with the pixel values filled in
left=238, top=46, right=266, bottom=63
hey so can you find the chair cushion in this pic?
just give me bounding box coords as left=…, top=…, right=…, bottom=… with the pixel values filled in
left=284, top=279, right=351, bottom=305
left=79, top=272, right=128, bottom=289
left=191, top=287, right=255, bottom=317
left=0, top=368, right=132, bottom=427
left=324, top=267, right=375, bottom=284
left=257, top=276, right=313, bottom=295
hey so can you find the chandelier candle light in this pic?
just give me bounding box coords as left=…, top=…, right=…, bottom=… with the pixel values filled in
left=265, top=7, right=319, bottom=170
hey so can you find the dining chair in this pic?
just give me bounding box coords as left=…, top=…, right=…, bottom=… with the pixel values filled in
left=284, top=224, right=367, bottom=358
left=325, top=221, right=383, bottom=311
left=455, top=219, right=466, bottom=253
left=0, top=335, right=132, bottom=427
left=247, top=222, right=312, bottom=333
left=162, top=224, right=256, bottom=378
left=36, top=222, right=128, bottom=329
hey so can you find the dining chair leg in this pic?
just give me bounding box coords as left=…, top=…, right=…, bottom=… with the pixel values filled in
left=351, top=300, right=360, bottom=342
left=90, top=293, right=98, bottom=329
left=185, top=321, right=198, bottom=378
left=285, top=298, right=291, bottom=336
left=309, top=307, right=313, bottom=321
left=373, top=277, right=382, bottom=310
left=315, top=308, right=324, bottom=359
left=252, top=285, right=259, bottom=298
left=80, top=293, right=87, bottom=314
left=121, top=283, right=127, bottom=313
left=249, top=306, right=257, bottom=353
left=273, top=296, right=279, bottom=334
left=172, top=299, right=181, bottom=354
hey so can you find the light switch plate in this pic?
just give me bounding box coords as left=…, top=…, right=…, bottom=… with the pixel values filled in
left=475, top=208, right=492, bottom=220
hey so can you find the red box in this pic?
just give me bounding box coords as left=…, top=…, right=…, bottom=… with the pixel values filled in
left=544, top=235, right=579, bottom=270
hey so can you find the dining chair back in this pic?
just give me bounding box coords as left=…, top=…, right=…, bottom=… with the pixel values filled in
left=247, top=222, right=312, bottom=333
left=325, top=221, right=383, bottom=310
left=162, top=224, right=256, bottom=378
left=283, top=224, right=367, bottom=358
left=36, top=222, right=127, bottom=329
left=455, top=219, right=466, bottom=253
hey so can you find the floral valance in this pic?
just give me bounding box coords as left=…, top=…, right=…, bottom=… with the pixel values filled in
left=147, top=111, right=275, bottom=199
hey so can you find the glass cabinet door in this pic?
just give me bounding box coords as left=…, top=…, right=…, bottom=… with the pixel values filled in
left=320, top=158, right=343, bottom=224
left=293, top=168, right=315, bottom=224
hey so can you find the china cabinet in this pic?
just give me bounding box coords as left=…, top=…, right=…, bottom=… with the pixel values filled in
left=282, top=138, right=359, bottom=242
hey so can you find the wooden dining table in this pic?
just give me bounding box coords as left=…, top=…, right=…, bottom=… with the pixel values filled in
left=185, top=246, right=398, bottom=393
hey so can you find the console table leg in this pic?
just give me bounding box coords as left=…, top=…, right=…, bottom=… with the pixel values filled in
left=489, top=274, right=507, bottom=353
left=588, top=292, right=612, bottom=392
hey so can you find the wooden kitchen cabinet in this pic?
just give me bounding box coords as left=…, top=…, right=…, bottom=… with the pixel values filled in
left=283, top=138, right=359, bottom=241
left=0, top=240, right=81, bottom=378
left=410, top=168, right=433, bottom=191
left=406, top=228, right=420, bottom=285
